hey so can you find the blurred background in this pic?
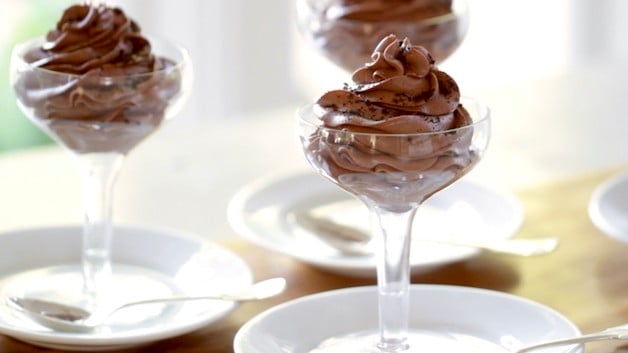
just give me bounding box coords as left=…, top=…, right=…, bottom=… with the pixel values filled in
left=2, top=0, right=628, bottom=152
left=2, top=0, right=628, bottom=237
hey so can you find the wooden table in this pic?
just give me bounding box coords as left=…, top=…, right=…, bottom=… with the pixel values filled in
left=2, top=167, right=628, bottom=353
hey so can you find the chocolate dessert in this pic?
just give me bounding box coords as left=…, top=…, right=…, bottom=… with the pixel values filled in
left=302, top=34, right=479, bottom=206
left=300, top=0, right=466, bottom=71
left=12, top=4, right=183, bottom=154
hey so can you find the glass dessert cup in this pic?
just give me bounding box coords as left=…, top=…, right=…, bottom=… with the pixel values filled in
left=8, top=37, right=192, bottom=316
left=295, top=0, right=469, bottom=72
left=297, top=97, right=490, bottom=353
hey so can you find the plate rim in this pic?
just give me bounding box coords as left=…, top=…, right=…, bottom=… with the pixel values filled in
left=589, top=170, right=628, bottom=243
left=234, top=284, right=582, bottom=353
left=0, top=223, right=252, bottom=349
left=228, top=169, right=524, bottom=276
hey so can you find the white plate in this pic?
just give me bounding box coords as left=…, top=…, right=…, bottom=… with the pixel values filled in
left=228, top=170, right=524, bottom=277
left=0, top=224, right=252, bottom=351
left=234, top=284, right=581, bottom=353
left=589, top=170, right=628, bottom=243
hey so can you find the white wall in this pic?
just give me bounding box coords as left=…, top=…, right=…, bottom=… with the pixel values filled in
left=111, top=0, right=301, bottom=125
left=570, top=0, right=628, bottom=64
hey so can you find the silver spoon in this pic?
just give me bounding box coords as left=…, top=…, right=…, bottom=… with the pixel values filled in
left=292, top=212, right=559, bottom=257
left=5, top=277, right=286, bottom=333
left=514, top=323, right=628, bottom=353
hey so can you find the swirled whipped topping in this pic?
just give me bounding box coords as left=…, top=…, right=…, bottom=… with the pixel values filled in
left=25, top=4, right=164, bottom=76
left=14, top=4, right=182, bottom=153
left=309, top=34, right=474, bottom=180
left=317, top=34, right=471, bottom=133
left=304, top=0, right=462, bottom=70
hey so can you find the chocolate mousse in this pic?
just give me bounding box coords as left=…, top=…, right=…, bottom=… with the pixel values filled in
left=301, top=0, right=465, bottom=71
left=13, top=4, right=182, bottom=154
left=304, top=34, right=477, bottom=205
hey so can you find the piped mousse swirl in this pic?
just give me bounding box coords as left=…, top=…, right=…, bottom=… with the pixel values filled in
left=25, top=4, right=165, bottom=76
left=310, top=34, right=474, bottom=176
left=16, top=4, right=180, bottom=123
left=13, top=4, right=183, bottom=153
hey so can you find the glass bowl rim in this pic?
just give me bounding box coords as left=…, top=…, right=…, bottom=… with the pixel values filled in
left=297, top=0, right=469, bottom=27
left=297, top=96, right=490, bottom=138
left=11, top=35, right=190, bottom=80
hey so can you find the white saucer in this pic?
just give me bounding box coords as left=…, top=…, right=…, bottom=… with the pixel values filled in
left=589, top=170, right=628, bottom=243
left=0, top=224, right=252, bottom=351
left=228, top=170, right=524, bottom=277
left=234, top=284, right=581, bottom=353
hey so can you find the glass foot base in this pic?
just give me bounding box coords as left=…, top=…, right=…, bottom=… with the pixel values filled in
left=310, top=329, right=509, bottom=353
left=0, top=263, right=183, bottom=327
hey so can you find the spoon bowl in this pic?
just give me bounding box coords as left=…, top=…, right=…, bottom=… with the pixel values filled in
left=5, top=277, right=286, bottom=333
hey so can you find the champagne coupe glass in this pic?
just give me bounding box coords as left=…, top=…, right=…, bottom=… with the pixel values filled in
left=9, top=37, right=192, bottom=311
left=296, top=0, right=469, bottom=72
left=297, top=97, right=490, bottom=352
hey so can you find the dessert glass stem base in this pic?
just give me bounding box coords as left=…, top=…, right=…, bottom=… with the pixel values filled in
left=297, top=98, right=491, bottom=353
left=74, top=152, right=125, bottom=308
left=371, top=205, right=416, bottom=352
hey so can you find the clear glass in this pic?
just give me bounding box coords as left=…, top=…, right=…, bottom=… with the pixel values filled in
left=9, top=36, right=192, bottom=311
left=295, top=0, right=469, bottom=72
left=297, top=97, right=490, bottom=353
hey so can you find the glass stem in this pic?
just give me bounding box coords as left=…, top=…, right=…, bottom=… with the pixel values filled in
left=74, top=152, right=125, bottom=306
left=370, top=205, right=417, bottom=353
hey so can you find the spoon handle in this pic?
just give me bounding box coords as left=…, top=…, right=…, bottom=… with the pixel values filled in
left=112, top=277, right=286, bottom=313
left=295, top=212, right=558, bottom=257
left=515, top=329, right=628, bottom=353
left=434, top=237, right=559, bottom=256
